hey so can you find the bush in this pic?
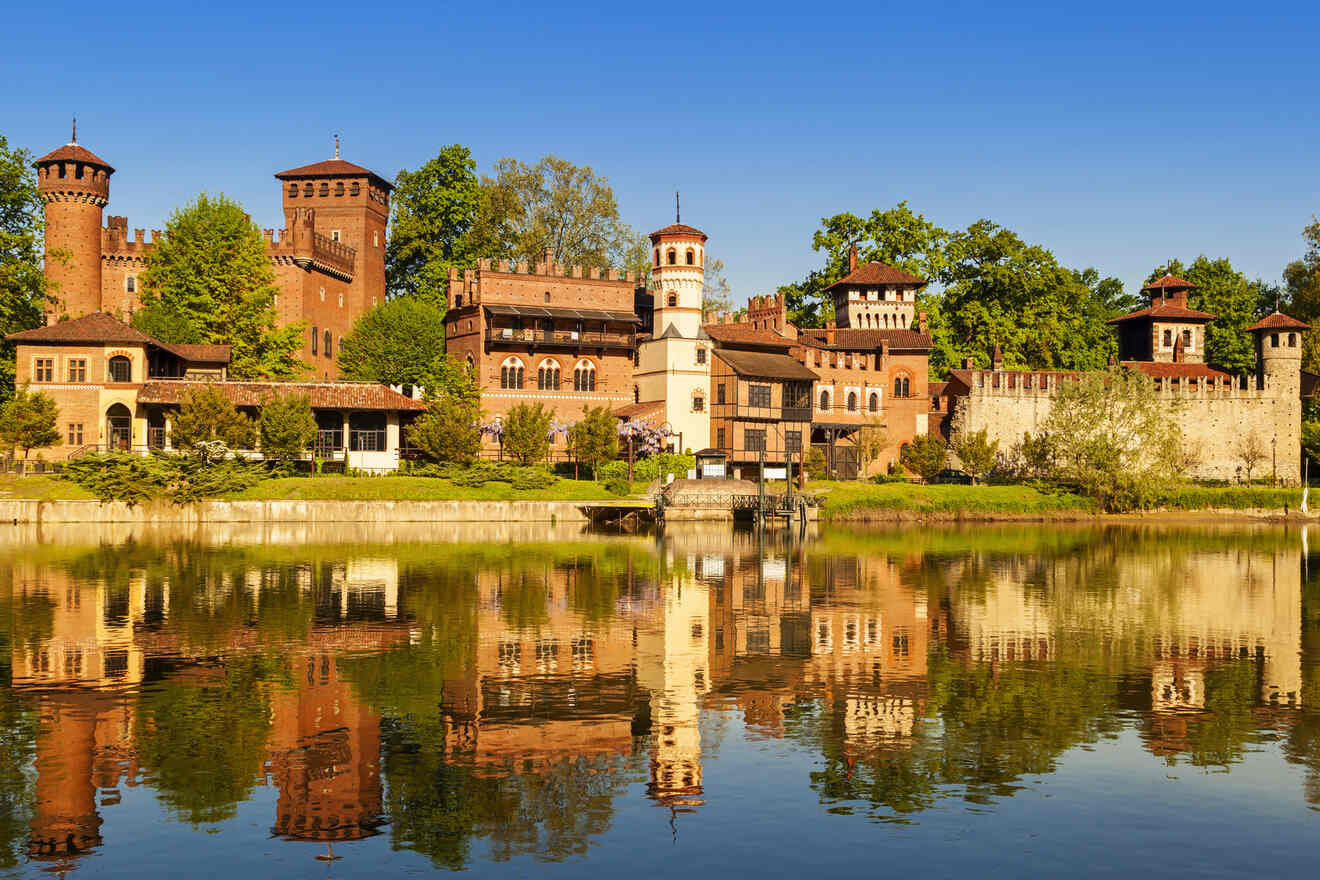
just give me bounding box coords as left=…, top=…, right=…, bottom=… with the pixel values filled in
left=408, top=395, right=481, bottom=464
left=61, top=452, right=266, bottom=504
left=172, top=385, right=256, bottom=450
left=259, top=393, right=316, bottom=463
left=900, top=434, right=948, bottom=482
left=404, top=460, right=558, bottom=490
left=503, top=403, right=553, bottom=464
left=604, top=477, right=631, bottom=496
left=598, top=453, right=694, bottom=485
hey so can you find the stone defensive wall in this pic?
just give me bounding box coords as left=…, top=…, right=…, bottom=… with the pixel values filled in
left=0, top=499, right=622, bottom=525
left=951, top=368, right=1301, bottom=484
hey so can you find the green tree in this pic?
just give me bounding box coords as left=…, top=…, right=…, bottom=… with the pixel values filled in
left=386, top=145, right=485, bottom=305
left=855, top=418, right=889, bottom=477
left=170, top=385, right=256, bottom=451
left=258, top=393, right=316, bottom=462
left=1040, top=366, right=1186, bottom=510
left=502, top=403, right=553, bottom=465
left=900, top=433, right=948, bottom=482
left=420, top=352, right=479, bottom=403
left=1145, top=257, right=1272, bottom=376
left=952, top=428, right=998, bottom=484
left=1282, top=219, right=1320, bottom=373
left=139, top=193, right=304, bottom=379
left=568, top=406, right=618, bottom=478
left=0, top=135, right=49, bottom=402
left=337, top=298, right=447, bottom=388
left=130, top=298, right=204, bottom=344
left=477, top=155, right=637, bottom=270
left=0, top=386, right=59, bottom=459
left=407, top=394, right=482, bottom=464
left=702, top=256, right=733, bottom=315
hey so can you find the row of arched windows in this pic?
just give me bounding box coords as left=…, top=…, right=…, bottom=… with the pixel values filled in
left=288, top=180, right=361, bottom=198
left=500, top=357, right=596, bottom=391
left=859, top=312, right=907, bottom=328
left=654, top=248, right=698, bottom=267
left=817, top=389, right=895, bottom=411
left=310, top=327, right=336, bottom=358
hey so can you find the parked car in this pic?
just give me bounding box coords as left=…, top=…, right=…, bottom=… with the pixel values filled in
left=930, top=468, right=973, bottom=485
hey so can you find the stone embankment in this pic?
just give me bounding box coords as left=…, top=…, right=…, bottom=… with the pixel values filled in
left=0, top=499, right=611, bottom=524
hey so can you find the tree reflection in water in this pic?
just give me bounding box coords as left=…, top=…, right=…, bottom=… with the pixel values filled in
left=0, top=524, right=1317, bottom=873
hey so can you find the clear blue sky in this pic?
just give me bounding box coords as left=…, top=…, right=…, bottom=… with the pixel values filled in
left=5, top=1, right=1318, bottom=301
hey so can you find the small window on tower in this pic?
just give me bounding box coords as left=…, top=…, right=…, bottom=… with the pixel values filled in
left=320, top=287, right=326, bottom=302
left=667, top=249, right=677, bottom=265
left=373, top=232, right=379, bottom=247
left=350, top=182, right=361, bottom=196
left=686, top=249, right=694, bottom=265
left=288, top=183, right=298, bottom=197
left=667, top=293, right=677, bottom=308
left=331, top=230, right=340, bottom=242
left=319, top=182, right=329, bottom=197
left=696, top=348, right=706, bottom=364
left=335, top=181, right=345, bottom=196
left=654, top=249, right=661, bottom=266
left=311, top=327, right=318, bottom=355
left=338, top=292, right=344, bottom=308
left=545, top=291, right=551, bottom=303
left=304, top=182, right=313, bottom=197
left=324, top=330, right=333, bottom=357
left=126, top=276, right=136, bottom=293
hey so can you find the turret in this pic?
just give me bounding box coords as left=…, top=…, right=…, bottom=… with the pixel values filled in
left=1248, top=311, right=1309, bottom=395
left=34, top=127, right=114, bottom=321
left=649, top=216, right=707, bottom=339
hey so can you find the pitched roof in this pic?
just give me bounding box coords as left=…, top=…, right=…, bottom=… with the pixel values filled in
left=716, top=349, right=819, bottom=381
left=703, top=324, right=795, bottom=349
left=649, top=223, right=708, bottom=241
left=1141, top=273, right=1197, bottom=292
left=614, top=400, right=667, bottom=421
left=158, top=343, right=232, bottom=364
left=797, top=328, right=932, bottom=351
left=1124, top=361, right=1233, bottom=381
left=35, top=143, right=114, bottom=171
left=5, top=312, right=154, bottom=345
left=1246, top=311, right=1310, bottom=332
left=137, top=381, right=426, bottom=411
left=274, top=158, right=393, bottom=191
left=824, top=261, right=926, bottom=290
left=1107, top=302, right=1217, bottom=324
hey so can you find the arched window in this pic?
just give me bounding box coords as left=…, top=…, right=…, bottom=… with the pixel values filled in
left=1163, top=329, right=1173, bottom=347
left=126, top=276, right=136, bottom=293
left=318, top=182, right=329, bottom=196
left=107, top=356, right=132, bottom=383
left=685, top=249, right=694, bottom=265
left=847, top=392, right=858, bottom=412
left=868, top=392, right=879, bottom=412
left=303, top=182, right=314, bottom=197
left=288, top=183, right=298, bottom=198
left=1289, top=333, right=1298, bottom=347
left=574, top=359, right=596, bottom=392
left=667, top=293, right=677, bottom=308
left=538, top=359, right=561, bottom=390
left=335, top=181, right=345, bottom=196
left=311, top=326, right=318, bottom=355
left=350, top=182, right=361, bottom=196
left=667, top=249, right=677, bottom=265
left=324, top=330, right=333, bottom=357
left=819, top=390, right=830, bottom=411
left=501, top=356, right=525, bottom=390
left=893, top=376, right=910, bottom=398
left=464, top=354, right=475, bottom=375
left=654, top=249, right=661, bottom=266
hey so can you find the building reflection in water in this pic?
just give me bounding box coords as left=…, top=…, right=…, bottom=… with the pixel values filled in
left=2, top=525, right=1316, bottom=871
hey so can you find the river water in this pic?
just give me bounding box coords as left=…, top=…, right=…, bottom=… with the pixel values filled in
left=0, top=521, right=1317, bottom=878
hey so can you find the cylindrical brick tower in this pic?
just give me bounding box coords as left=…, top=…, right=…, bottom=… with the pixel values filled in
left=34, top=135, right=114, bottom=321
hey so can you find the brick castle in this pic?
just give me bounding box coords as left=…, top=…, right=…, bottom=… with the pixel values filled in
left=34, top=130, right=391, bottom=378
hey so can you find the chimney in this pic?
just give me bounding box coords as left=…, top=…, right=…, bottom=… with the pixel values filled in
left=826, top=320, right=836, bottom=346
left=542, top=247, right=555, bottom=269
left=963, top=357, right=974, bottom=370
left=991, top=344, right=1003, bottom=371
left=918, top=310, right=928, bottom=334
left=848, top=242, right=858, bottom=273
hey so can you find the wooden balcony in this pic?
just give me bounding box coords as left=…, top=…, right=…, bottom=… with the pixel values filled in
left=485, top=327, right=636, bottom=351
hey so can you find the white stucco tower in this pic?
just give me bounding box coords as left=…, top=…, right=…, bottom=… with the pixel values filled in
left=632, top=214, right=713, bottom=454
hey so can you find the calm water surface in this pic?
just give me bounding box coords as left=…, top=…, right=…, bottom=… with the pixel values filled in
left=1, top=521, right=1318, bottom=878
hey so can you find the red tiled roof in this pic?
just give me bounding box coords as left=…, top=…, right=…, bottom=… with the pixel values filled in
left=5, top=312, right=154, bottom=345
left=614, top=400, right=667, bottom=420
left=1141, top=274, right=1197, bottom=292
left=824, top=261, right=926, bottom=290
left=1107, top=302, right=1216, bottom=324
left=35, top=143, right=114, bottom=170
left=649, top=223, right=708, bottom=241
left=137, top=381, right=426, bottom=411
left=797, top=328, right=932, bottom=351
left=159, top=343, right=232, bottom=364
left=274, top=158, right=393, bottom=190
left=703, top=324, right=795, bottom=349
left=1125, top=361, right=1233, bottom=381
left=1246, top=311, right=1310, bottom=332
left=929, top=381, right=948, bottom=395
left=715, top=349, right=819, bottom=382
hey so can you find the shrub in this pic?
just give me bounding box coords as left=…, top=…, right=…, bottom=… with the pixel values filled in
left=952, top=428, right=997, bottom=484
left=408, top=395, right=481, bottom=464
left=567, top=406, right=618, bottom=478
left=900, top=434, right=948, bottom=482
left=259, top=393, right=316, bottom=463
left=604, top=477, right=630, bottom=496
left=503, top=403, right=553, bottom=465
left=61, top=452, right=265, bottom=504
left=171, top=385, right=255, bottom=451
left=598, top=453, right=695, bottom=485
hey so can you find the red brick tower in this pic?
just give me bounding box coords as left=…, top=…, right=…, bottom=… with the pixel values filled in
left=35, top=125, right=114, bottom=322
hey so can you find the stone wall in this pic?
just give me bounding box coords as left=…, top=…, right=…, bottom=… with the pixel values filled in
left=0, top=499, right=606, bottom=524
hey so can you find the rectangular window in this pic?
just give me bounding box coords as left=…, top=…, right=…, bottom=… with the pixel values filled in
left=716, top=384, right=726, bottom=405
left=67, top=423, right=83, bottom=445
left=716, top=427, right=727, bottom=448
left=67, top=359, right=86, bottom=383
left=311, top=327, right=318, bottom=355
left=785, top=430, right=802, bottom=453
left=696, top=347, right=706, bottom=364
left=748, top=385, right=771, bottom=408
left=745, top=429, right=766, bottom=452
left=693, top=396, right=705, bottom=412
left=34, top=358, right=53, bottom=382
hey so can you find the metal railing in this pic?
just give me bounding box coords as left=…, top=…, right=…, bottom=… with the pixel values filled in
left=485, top=328, right=635, bottom=348
left=147, top=428, right=166, bottom=450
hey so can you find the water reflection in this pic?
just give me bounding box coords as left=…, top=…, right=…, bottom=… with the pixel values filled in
left=1, top=524, right=1318, bottom=875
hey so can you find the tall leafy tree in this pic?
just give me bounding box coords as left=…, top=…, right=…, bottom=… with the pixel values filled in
left=170, top=385, right=256, bottom=451
left=0, top=135, right=49, bottom=402
left=0, top=386, right=60, bottom=459
left=258, top=393, right=317, bottom=462
left=476, top=155, right=637, bottom=270
left=567, top=405, right=619, bottom=478
left=337, top=298, right=447, bottom=388
left=386, top=145, right=485, bottom=306
left=1283, top=219, right=1320, bottom=374
left=702, top=256, right=733, bottom=314
left=138, top=193, right=304, bottom=379
left=1143, top=257, right=1273, bottom=376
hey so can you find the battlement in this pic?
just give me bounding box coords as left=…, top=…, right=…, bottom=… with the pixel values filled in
left=102, top=217, right=162, bottom=256
left=746, top=293, right=789, bottom=334
left=961, top=368, right=1277, bottom=401
left=471, top=256, right=634, bottom=283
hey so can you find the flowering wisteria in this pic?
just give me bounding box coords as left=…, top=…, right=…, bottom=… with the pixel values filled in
left=617, top=418, right=671, bottom=456
left=478, top=419, right=504, bottom=442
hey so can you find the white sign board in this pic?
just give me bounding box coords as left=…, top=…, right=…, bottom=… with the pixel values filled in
left=703, top=463, right=726, bottom=478
left=764, top=466, right=788, bottom=480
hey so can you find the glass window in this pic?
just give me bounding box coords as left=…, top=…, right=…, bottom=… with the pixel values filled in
left=318, top=182, right=329, bottom=196
left=288, top=183, right=298, bottom=197
left=749, top=385, right=772, bottom=408
left=126, top=276, right=136, bottom=293
left=1163, top=329, right=1172, bottom=347
left=334, top=181, right=344, bottom=196
left=667, top=249, right=677, bottom=265
left=311, top=327, right=318, bottom=355
left=686, top=249, right=694, bottom=265
left=819, top=390, right=830, bottom=411
left=786, top=430, right=802, bottom=453
left=67, top=423, right=83, bottom=445
left=696, top=347, right=706, bottom=364
left=868, top=392, right=879, bottom=412
left=107, top=356, right=131, bottom=383
left=716, top=427, right=726, bottom=448
left=693, top=396, right=704, bottom=412
left=667, top=293, right=677, bottom=307
left=745, top=429, right=766, bottom=451
left=716, top=384, right=726, bottom=405
left=67, top=359, right=86, bottom=383
left=350, top=182, right=361, bottom=195
left=34, top=358, right=54, bottom=382
left=847, top=392, right=857, bottom=411
left=324, top=330, right=333, bottom=358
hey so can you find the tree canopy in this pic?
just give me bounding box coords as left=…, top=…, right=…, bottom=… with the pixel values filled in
left=0, top=386, right=59, bottom=458
left=0, top=135, right=49, bottom=402
left=137, top=193, right=304, bottom=379
left=337, top=298, right=447, bottom=388
left=1283, top=218, right=1320, bottom=374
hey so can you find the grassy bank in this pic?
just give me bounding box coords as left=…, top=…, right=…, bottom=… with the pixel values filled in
left=809, top=481, right=1094, bottom=519
left=0, top=475, right=97, bottom=501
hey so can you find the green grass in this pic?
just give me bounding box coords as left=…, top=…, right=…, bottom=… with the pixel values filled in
left=0, top=475, right=97, bottom=501
left=1146, top=485, right=1304, bottom=511
left=808, top=481, right=1094, bottom=519
left=225, top=474, right=649, bottom=502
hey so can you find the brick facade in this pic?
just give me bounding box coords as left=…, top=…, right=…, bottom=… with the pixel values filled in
left=35, top=139, right=389, bottom=379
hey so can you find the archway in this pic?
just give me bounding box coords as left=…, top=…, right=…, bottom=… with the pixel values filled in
left=106, top=403, right=132, bottom=452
